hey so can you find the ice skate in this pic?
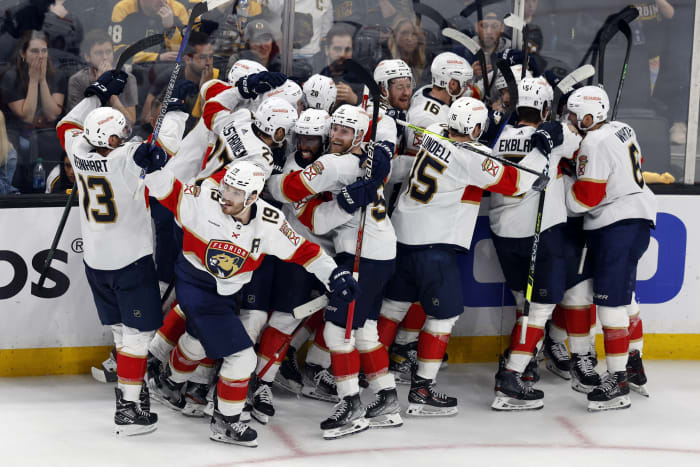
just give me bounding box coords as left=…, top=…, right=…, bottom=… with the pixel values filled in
left=321, top=393, right=369, bottom=439
left=203, top=384, right=215, bottom=418
left=543, top=335, right=571, bottom=380
left=389, top=342, right=417, bottom=385
left=492, top=368, right=544, bottom=411
left=182, top=382, right=209, bottom=417
left=91, top=348, right=117, bottom=383
left=250, top=378, right=275, bottom=424
left=406, top=374, right=457, bottom=417
left=365, top=388, right=403, bottom=428
left=570, top=353, right=601, bottom=394
left=626, top=350, right=649, bottom=397
left=148, top=365, right=186, bottom=411
left=210, top=409, right=258, bottom=447
left=146, top=352, right=163, bottom=381
left=114, top=387, right=158, bottom=437
left=302, top=363, right=339, bottom=403
left=587, top=371, right=631, bottom=411
left=274, top=346, right=303, bottom=395
left=522, top=356, right=540, bottom=386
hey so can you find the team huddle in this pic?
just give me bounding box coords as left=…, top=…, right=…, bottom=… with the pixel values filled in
left=55, top=44, right=656, bottom=447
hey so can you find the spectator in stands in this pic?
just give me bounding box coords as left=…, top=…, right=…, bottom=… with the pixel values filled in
left=141, top=30, right=218, bottom=124
left=0, top=111, right=19, bottom=195
left=387, top=15, right=427, bottom=87
left=333, top=0, right=411, bottom=30
left=45, top=152, right=75, bottom=194
left=525, top=0, right=539, bottom=24
left=66, top=30, right=138, bottom=124
left=0, top=30, right=66, bottom=193
left=319, top=22, right=363, bottom=106
left=42, top=0, right=83, bottom=56
left=229, top=18, right=282, bottom=72
left=456, top=4, right=509, bottom=81
left=110, top=0, right=189, bottom=63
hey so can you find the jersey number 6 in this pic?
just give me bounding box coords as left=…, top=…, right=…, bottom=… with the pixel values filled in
left=628, top=143, right=644, bottom=189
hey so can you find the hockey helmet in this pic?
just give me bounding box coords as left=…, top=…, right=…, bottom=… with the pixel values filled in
left=220, top=160, right=266, bottom=209
left=567, top=85, right=609, bottom=131
left=431, top=52, right=473, bottom=98
left=303, top=74, right=337, bottom=113
left=448, top=97, right=489, bottom=140
left=253, top=97, right=299, bottom=145
left=83, top=107, right=131, bottom=148
left=517, top=76, right=554, bottom=121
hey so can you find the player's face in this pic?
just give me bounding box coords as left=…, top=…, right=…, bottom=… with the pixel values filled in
left=449, top=79, right=465, bottom=98
left=219, top=184, right=249, bottom=216
left=87, top=41, right=114, bottom=69
left=297, top=134, right=323, bottom=161
left=330, top=124, right=355, bottom=153
left=388, top=78, right=413, bottom=111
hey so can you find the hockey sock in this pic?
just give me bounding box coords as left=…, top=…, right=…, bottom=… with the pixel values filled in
left=306, top=322, right=332, bottom=368
left=239, top=309, right=268, bottom=343
left=627, top=296, right=643, bottom=355
left=117, top=327, right=153, bottom=401
left=218, top=347, right=256, bottom=416
left=290, top=310, right=323, bottom=350
left=507, top=303, right=552, bottom=372
left=191, top=358, right=216, bottom=384
left=150, top=302, right=186, bottom=362
left=598, top=306, right=630, bottom=373
left=564, top=305, right=593, bottom=354
left=550, top=305, right=568, bottom=344
left=377, top=299, right=411, bottom=348
left=395, top=303, right=426, bottom=346
left=330, top=349, right=361, bottom=399
left=416, top=316, right=457, bottom=380
left=357, top=320, right=394, bottom=392
left=170, top=343, right=202, bottom=383
left=256, top=326, right=290, bottom=382
left=590, top=305, right=597, bottom=347
left=377, top=316, right=400, bottom=349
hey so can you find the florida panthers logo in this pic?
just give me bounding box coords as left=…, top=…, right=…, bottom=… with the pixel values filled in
left=205, top=240, right=249, bottom=278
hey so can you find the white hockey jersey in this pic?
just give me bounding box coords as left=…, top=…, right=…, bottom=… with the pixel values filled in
left=56, top=96, right=153, bottom=270
left=489, top=124, right=569, bottom=238
left=392, top=123, right=548, bottom=250
left=144, top=168, right=337, bottom=296
left=267, top=151, right=397, bottom=260
left=566, top=121, right=657, bottom=230
left=405, top=86, right=450, bottom=157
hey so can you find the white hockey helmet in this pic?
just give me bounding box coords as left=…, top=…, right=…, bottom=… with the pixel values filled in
left=295, top=108, right=331, bottom=139
left=494, top=64, right=531, bottom=91
left=331, top=104, right=370, bottom=148
left=262, top=79, right=304, bottom=113
left=303, top=74, right=337, bottom=113
left=516, top=76, right=554, bottom=121
left=374, top=59, right=415, bottom=94
left=83, top=107, right=131, bottom=148
left=567, top=85, right=610, bottom=131
left=253, top=97, right=299, bottom=144
left=431, top=52, right=473, bottom=98
left=448, top=96, right=489, bottom=140
left=219, top=160, right=267, bottom=209
left=227, top=59, right=268, bottom=86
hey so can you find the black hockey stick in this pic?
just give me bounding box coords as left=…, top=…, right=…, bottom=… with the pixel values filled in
left=610, top=20, right=632, bottom=120
left=38, top=34, right=167, bottom=288
left=341, top=58, right=381, bottom=342
left=549, top=64, right=595, bottom=121
left=441, top=28, right=489, bottom=101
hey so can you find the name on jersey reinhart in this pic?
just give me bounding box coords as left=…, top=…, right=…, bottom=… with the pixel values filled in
left=73, top=155, right=108, bottom=172
left=615, top=126, right=633, bottom=143
left=423, top=135, right=452, bottom=163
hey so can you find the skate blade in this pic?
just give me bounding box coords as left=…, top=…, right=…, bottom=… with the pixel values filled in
left=91, top=366, right=117, bottom=384
left=251, top=408, right=270, bottom=425
left=571, top=379, right=596, bottom=394
left=301, top=386, right=339, bottom=403
left=491, top=395, right=544, bottom=411
left=322, top=417, right=370, bottom=440
left=629, top=382, right=650, bottom=397
left=275, top=375, right=302, bottom=395
left=545, top=360, right=571, bottom=380
left=181, top=402, right=206, bottom=417
left=114, top=422, right=157, bottom=437
left=210, top=433, right=258, bottom=448
left=587, top=395, right=631, bottom=412
left=405, top=403, right=458, bottom=417
left=368, top=412, right=403, bottom=428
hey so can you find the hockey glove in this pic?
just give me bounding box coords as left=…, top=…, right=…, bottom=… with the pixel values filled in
left=84, top=70, right=129, bottom=105
left=364, top=140, right=393, bottom=183
left=165, top=80, right=198, bottom=113
left=530, top=122, right=563, bottom=158
left=236, top=71, right=288, bottom=99
left=329, top=266, right=359, bottom=304
left=337, top=178, right=380, bottom=214
left=133, top=143, right=168, bottom=173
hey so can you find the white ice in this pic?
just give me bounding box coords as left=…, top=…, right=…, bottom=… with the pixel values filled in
left=1, top=361, right=699, bottom=467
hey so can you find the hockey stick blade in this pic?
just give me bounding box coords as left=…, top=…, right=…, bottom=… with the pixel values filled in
left=115, top=34, right=164, bottom=71
left=293, top=295, right=329, bottom=320
left=556, top=64, right=595, bottom=95
left=503, top=13, right=525, bottom=31
left=441, top=28, right=480, bottom=55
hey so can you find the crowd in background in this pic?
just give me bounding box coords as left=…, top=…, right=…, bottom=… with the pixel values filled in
left=0, top=0, right=693, bottom=195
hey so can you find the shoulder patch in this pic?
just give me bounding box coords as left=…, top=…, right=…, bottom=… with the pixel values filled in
left=577, top=155, right=588, bottom=177
left=302, top=160, right=325, bottom=181
left=482, top=159, right=500, bottom=177
left=183, top=184, right=200, bottom=196
left=279, top=220, right=301, bottom=246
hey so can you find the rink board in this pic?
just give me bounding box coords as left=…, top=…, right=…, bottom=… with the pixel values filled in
left=1, top=195, right=698, bottom=376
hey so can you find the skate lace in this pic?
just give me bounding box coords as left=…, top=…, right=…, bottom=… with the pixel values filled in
left=366, top=392, right=384, bottom=411
left=551, top=342, right=570, bottom=361
left=576, top=354, right=597, bottom=376
left=256, top=384, right=273, bottom=405
left=597, top=372, right=618, bottom=393
left=515, top=373, right=537, bottom=394
left=231, top=421, right=249, bottom=436
left=428, top=385, right=450, bottom=401
left=289, top=353, right=301, bottom=373
left=315, top=369, right=336, bottom=388
left=329, top=399, right=349, bottom=421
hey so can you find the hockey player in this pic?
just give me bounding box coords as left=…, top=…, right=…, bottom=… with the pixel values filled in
left=268, top=104, right=401, bottom=438
left=142, top=158, right=358, bottom=446
left=487, top=76, right=584, bottom=410
left=303, top=74, right=338, bottom=113
left=379, top=96, right=581, bottom=416
left=564, top=85, right=656, bottom=411
left=56, top=70, right=169, bottom=436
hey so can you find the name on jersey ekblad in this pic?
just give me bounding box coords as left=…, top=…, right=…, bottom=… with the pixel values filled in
left=615, top=126, right=633, bottom=144
left=279, top=220, right=301, bottom=246
left=205, top=240, right=249, bottom=278
left=577, top=155, right=588, bottom=177
left=481, top=158, right=499, bottom=177
left=73, top=155, right=108, bottom=173
left=221, top=123, right=246, bottom=158
left=498, top=138, right=531, bottom=154
left=302, top=161, right=325, bottom=181
left=422, top=135, right=451, bottom=163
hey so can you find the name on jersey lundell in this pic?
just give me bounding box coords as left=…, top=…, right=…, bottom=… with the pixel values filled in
left=422, top=135, right=452, bottom=163
left=73, top=155, right=108, bottom=173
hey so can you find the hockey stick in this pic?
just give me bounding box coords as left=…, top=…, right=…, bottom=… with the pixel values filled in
left=503, top=13, right=529, bottom=78
left=133, top=0, right=232, bottom=199
left=549, top=64, right=595, bottom=120
left=256, top=315, right=312, bottom=380
left=341, top=58, right=381, bottom=342
left=440, top=27, right=489, bottom=100
left=610, top=20, right=632, bottom=120
left=38, top=35, right=167, bottom=288
left=293, top=294, right=328, bottom=320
